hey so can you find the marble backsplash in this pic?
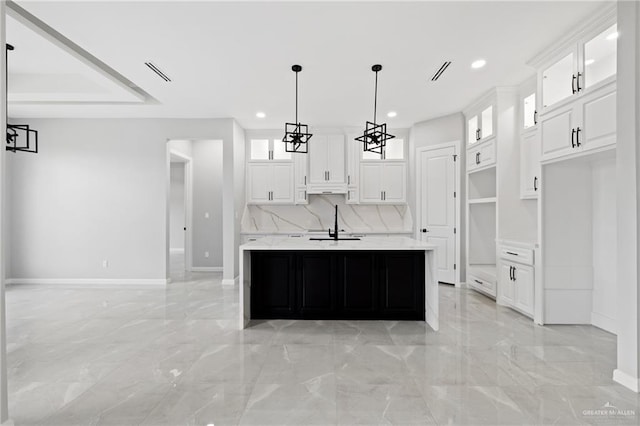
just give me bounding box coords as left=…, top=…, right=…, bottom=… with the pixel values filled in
left=241, top=194, right=413, bottom=233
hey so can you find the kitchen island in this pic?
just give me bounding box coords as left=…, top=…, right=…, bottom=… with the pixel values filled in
left=239, top=236, right=438, bottom=331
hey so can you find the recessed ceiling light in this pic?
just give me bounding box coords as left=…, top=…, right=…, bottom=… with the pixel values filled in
left=471, top=59, right=486, bottom=69
left=387, top=111, right=397, bottom=118
left=256, top=112, right=266, bottom=118
left=606, top=31, right=619, bottom=40
left=585, top=59, right=595, bottom=66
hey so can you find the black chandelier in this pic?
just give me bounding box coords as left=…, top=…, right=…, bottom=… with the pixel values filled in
left=355, top=64, right=394, bottom=154
left=6, top=44, right=38, bottom=153
left=282, top=64, right=312, bottom=153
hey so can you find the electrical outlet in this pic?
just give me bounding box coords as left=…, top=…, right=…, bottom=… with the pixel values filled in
left=102, top=260, right=109, bottom=268
left=204, top=251, right=209, bottom=258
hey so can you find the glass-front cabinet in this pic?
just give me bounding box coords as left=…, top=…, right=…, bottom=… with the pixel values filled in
left=583, top=23, right=617, bottom=90
left=535, top=13, right=617, bottom=114
left=466, top=103, right=494, bottom=146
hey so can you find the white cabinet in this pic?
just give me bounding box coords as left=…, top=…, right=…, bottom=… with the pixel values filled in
left=513, top=264, right=534, bottom=315
left=293, top=152, right=308, bottom=204
left=467, top=105, right=494, bottom=146
left=520, top=130, right=541, bottom=199
left=540, top=82, right=616, bottom=163
left=246, top=163, right=294, bottom=204
left=498, top=242, right=535, bottom=318
left=499, top=264, right=516, bottom=306
left=359, top=162, right=406, bottom=204
left=534, top=13, right=617, bottom=115
left=307, top=134, right=346, bottom=193
left=467, top=139, right=496, bottom=173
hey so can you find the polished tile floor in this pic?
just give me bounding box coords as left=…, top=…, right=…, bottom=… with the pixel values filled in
left=5, top=255, right=640, bottom=425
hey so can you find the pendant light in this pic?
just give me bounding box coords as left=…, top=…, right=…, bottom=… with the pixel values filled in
left=282, top=64, right=312, bottom=153
left=5, top=44, right=38, bottom=153
left=355, top=64, right=394, bottom=154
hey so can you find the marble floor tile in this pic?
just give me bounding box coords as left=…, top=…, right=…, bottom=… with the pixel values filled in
left=4, top=257, right=639, bottom=425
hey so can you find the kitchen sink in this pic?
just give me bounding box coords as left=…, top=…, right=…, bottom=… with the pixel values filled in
left=309, top=237, right=361, bottom=241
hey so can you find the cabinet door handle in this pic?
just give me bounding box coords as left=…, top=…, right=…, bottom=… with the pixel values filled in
left=512, top=267, right=517, bottom=281
left=533, top=110, right=538, bottom=125
left=576, top=127, right=581, bottom=147
left=571, top=128, right=576, bottom=148
left=476, top=129, right=481, bottom=141
left=304, top=176, right=307, bottom=185
left=348, top=175, right=351, bottom=185
left=572, top=74, right=577, bottom=94
left=509, top=266, right=514, bottom=281
left=327, top=171, right=330, bottom=181
left=383, top=191, right=386, bottom=201
left=576, top=72, right=582, bottom=92
left=534, top=176, right=538, bottom=192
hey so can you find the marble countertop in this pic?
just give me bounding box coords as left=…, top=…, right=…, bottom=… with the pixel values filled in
left=240, top=236, right=437, bottom=251
left=241, top=230, right=414, bottom=235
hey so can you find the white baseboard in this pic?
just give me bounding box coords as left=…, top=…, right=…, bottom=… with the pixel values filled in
left=613, top=369, right=640, bottom=392
left=169, top=248, right=185, bottom=254
left=5, top=278, right=169, bottom=287
left=591, top=311, right=617, bottom=334
left=222, top=276, right=239, bottom=286
left=191, top=266, right=223, bottom=272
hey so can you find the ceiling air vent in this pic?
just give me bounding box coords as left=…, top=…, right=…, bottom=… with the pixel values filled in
left=431, top=61, right=452, bottom=81
left=145, top=62, right=171, bottom=82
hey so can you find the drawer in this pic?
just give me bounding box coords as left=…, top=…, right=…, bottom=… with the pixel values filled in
left=468, top=274, right=496, bottom=297
left=499, top=246, right=534, bottom=265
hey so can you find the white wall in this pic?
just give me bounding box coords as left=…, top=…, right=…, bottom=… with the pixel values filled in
left=0, top=1, right=10, bottom=421
left=410, top=113, right=465, bottom=279
left=592, top=157, right=617, bottom=333
left=615, top=0, right=640, bottom=392
left=169, top=162, right=185, bottom=251
left=6, top=118, right=237, bottom=282
left=232, top=121, right=245, bottom=278
left=192, top=140, right=223, bottom=268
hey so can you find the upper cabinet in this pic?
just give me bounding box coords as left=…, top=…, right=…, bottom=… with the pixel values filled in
left=246, top=137, right=295, bottom=205
left=249, top=138, right=291, bottom=161
left=307, top=134, right=347, bottom=194
left=529, top=6, right=617, bottom=163
left=467, top=105, right=494, bottom=146
left=533, top=8, right=617, bottom=115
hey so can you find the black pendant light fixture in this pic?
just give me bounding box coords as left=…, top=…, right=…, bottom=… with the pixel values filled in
left=5, top=44, right=38, bottom=153
left=282, top=64, right=312, bottom=153
left=355, top=64, right=394, bottom=154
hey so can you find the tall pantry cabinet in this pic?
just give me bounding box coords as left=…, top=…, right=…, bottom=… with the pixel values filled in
left=528, top=4, right=618, bottom=332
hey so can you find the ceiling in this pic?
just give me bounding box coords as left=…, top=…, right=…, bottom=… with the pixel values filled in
left=6, top=0, right=610, bottom=129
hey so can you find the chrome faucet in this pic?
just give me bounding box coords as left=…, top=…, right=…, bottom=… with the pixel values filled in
left=328, top=205, right=341, bottom=240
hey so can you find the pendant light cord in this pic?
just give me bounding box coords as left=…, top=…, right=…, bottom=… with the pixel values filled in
left=373, top=70, right=378, bottom=125
left=295, top=70, right=298, bottom=125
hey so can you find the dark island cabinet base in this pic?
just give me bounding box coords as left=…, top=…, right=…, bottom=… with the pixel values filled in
left=251, top=251, right=425, bottom=321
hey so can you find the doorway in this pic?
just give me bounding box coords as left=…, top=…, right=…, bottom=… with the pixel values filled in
left=416, top=142, right=461, bottom=286
left=168, top=149, right=193, bottom=277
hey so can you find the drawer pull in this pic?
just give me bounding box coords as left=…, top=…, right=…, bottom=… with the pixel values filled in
left=474, top=279, right=483, bottom=285
left=506, top=251, right=519, bottom=256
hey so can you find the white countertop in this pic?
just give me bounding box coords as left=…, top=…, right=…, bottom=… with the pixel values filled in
left=239, top=236, right=437, bottom=251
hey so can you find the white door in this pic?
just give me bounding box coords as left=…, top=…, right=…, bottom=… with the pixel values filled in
left=360, top=163, right=382, bottom=203
left=271, top=163, right=294, bottom=203
left=500, top=263, right=515, bottom=306
left=326, top=135, right=345, bottom=183
left=247, top=163, right=271, bottom=203
left=308, top=135, right=328, bottom=184
left=419, top=146, right=456, bottom=284
left=381, top=163, right=406, bottom=203
left=540, top=104, right=578, bottom=162
left=520, top=131, right=541, bottom=199
left=514, top=264, right=535, bottom=316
